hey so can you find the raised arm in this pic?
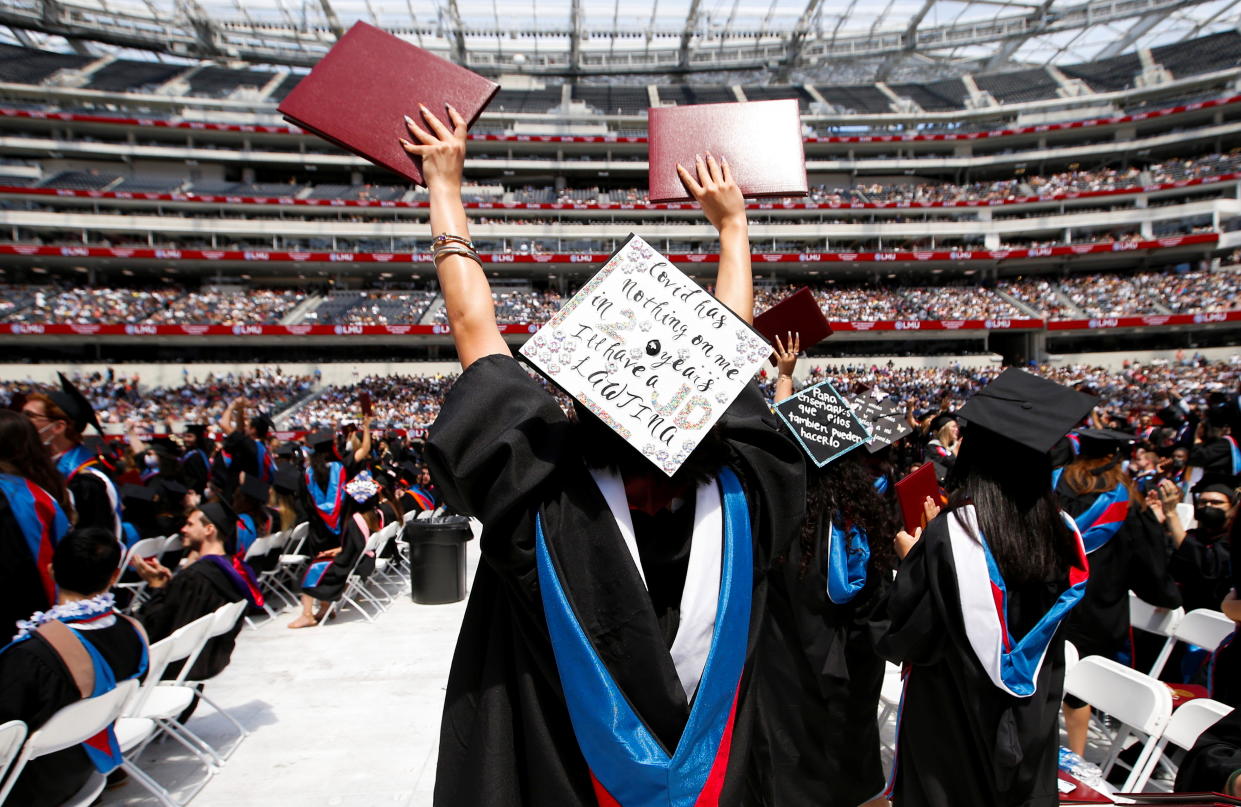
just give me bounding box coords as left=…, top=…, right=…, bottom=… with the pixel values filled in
left=353, top=416, right=373, bottom=463
left=401, top=104, right=510, bottom=369
left=676, top=152, right=752, bottom=323
left=772, top=331, right=800, bottom=402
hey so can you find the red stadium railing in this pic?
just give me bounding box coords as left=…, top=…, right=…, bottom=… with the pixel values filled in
left=2, top=93, right=1237, bottom=144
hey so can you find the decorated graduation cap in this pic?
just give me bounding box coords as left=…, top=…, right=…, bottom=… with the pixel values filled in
left=345, top=469, right=381, bottom=505
left=49, top=372, right=101, bottom=435
left=239, top=476, right=270, bottom=503
left=846, top=391, right=913, bottom=454
left=957, top=368, right=1098, bottom=455
left=518, top=233, right=772, bottom=477
left=774, top=381, right=873, bottom=468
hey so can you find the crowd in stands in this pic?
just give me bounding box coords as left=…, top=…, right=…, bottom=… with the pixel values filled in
left=286, top=373, right=457, bottom=430
left=144, top=289, right=307, bottom=325
left=1, top=284, right=308, bottom=325
left=0, top=368, right=315, bottom=431
left=431, top=288, right=565, bottom=325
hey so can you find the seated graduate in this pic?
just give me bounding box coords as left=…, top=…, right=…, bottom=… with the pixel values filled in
left=289, top=470, right=383, bottom=629
left=750, top=336, right=899, bottom=807
left=401, top=105, right=803, bottom=806
left=877, top=369, right=1097, bottom=807
left=232, top=475, right=274, bottom=557
left=1174, top=708, right=1241, bottom=796
left=300, top=427, right=368, bottom=557
left=1057, top=428, right=1181, bottom=754
left=132, top=500, right=258, bottom=680
left=0, top=527, right=148, bottom=807
left=0, top=409, right=72, bottom=637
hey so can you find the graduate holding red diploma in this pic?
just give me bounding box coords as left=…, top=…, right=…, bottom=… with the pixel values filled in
left=402, top=103, right=804, bottom=807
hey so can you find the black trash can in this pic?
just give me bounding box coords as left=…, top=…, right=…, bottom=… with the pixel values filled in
left=407, top=516, right=472, bottom=604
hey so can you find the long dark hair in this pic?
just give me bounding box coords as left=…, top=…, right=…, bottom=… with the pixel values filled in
left=0, top=409, right=73, bottom=518
left=798, top=450, right=898, bottom=577
left=944, top=430, right=1077, bottom=585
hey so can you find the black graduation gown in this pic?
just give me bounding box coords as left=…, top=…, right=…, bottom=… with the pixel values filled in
left=1189, top=438, right=1239, bottom=489
left=301, top=457, right=360, bottom=557
left=1174, top=708, right=1241, bottom=792
left=876, top=515, right=1069, bottom=807
left=749, top=522, right=890, bottom=807
left=0, top=489, right=54, bottom=637
left=424, top=354, right=804, bottom=807
left=0, top=618, right=146, bottom=807
left=180, top=449, right=210, bottom=495
left=137, top=557, right=245, bottom=680
left=1057, top=484, right=1181, bottom=660
left=301, top=517, right=369, bottom=601
left=1169, top=529, right=1232, bottom=614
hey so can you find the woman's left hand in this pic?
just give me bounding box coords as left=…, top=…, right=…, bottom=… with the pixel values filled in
left=895, top=527, right=922, bottom=560
left=773, top=331, right=800, bottom=377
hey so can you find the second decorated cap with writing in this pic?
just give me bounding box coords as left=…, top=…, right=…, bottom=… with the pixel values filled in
left=957, top=368, right=1098, bottom=455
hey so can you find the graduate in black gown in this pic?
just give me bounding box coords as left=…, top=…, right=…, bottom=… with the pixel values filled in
left=1057, top=429, right=1181, bottom=754
left=300, top=427, right=368, bottom=556
left=179, top=423, right=213, bottom=496
left=747, top=336, right=898, bottom=807
left=0, top=410, right=73, bottom=636
left=401, top=106, right=803, bottom=806
left=133, top=501, right=255, bottom=680
left=1174, top=708, right=1241, bottom=795
left=0, top=527, right=147, bottom=807
left=289, top=470, right=382, bottom=628
left=878, top=369, right=1097, bottom=807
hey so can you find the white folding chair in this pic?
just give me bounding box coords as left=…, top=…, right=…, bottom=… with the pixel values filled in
left=0, top=679, right=137, bottom=807
left=242, top=534, right=284, bottom=629
left=1064, top=655, right=1174, bottom=792
left=1130, top=592, right=1186, bottom=677
left=1174, top=609, right=1236, bottom=654
left=1131, top=698, right=1234, bottom=792
left=254, top=529, right=298, bottom=609
left=275, top=521, right=312, bottom=594
left=876, top=661, right=903, bottom=750
left=0, top=720, right=28, bottom=801
left=318, top=529, right=388, bottom=626
left=367, top=522, right=405, bottom=600
left=116, top=536, right=173, bottom=612
left=166, top=599, right=250, bottom=760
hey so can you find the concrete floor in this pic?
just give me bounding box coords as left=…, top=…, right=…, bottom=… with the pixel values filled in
left=98, top=541, right=480, bottom=807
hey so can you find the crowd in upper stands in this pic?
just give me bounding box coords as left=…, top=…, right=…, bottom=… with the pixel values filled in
left=285, top=374, right=457, bottom=430
left=3, top=263, right=1239, bottom=326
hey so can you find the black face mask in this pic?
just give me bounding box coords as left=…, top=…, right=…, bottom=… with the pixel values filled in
left=1170, top=459, right=1186, bottom=471
left=1194, top=506, right=1228, bottom=534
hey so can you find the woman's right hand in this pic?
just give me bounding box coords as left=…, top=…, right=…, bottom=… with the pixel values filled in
left=895, top=527, right=922, bottom=560
left=773, top=331, right=800, bottom=377
left=401, top=103, right=467, bottom=193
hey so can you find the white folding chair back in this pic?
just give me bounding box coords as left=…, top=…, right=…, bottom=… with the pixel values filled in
left=125, top=636, right=176, bottom=716
left=168, top=611, right=219, bottom=686
left=1064, top=640, right=1080, bottom=676
left=1174, top=609, right=1235, bottom=652
left=1129, top=592, right=1185, bottom=676
left=0, top=720, right=28, bottom=796
left=159, top=534, right=183, bottom=555
left=286, top=522, right=309, bottom=555
left=0, top=679, right=137, bottom=805
left=126, top=537, right=170, bottom=566
left=244, top=535, right=273, bottom=564
left=1131, top=697, right=1234, bottom=791
left=208, top=599, right=248, bottom=640
left=1064, top=655, right=1173, bottom=792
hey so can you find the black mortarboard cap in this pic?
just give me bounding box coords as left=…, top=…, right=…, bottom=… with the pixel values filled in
left=846, top=392, right=913, bottom=454
left=184, top=423, right=209, bottom=435
left=120, top=483, right=158, bottom=505
left=274, top=465, right=301, bottom=495
left=147, top=436, right=180, bottom=456
left=49, top=373, right=100, bottom=434
left=307, top=428, right=336, bottom=450
left=240, top=475, right=270, bottom=503
left=156, top=478, right=188, bottom=499
left=198, top=500, right=237, bottom=542
left=1074, top=428, right=1135, bottom=458
left=275, top=443, right=295, bottom=458
left=83, top=435, right=111, bottom=458
left=957, top=368, right=1098, bottom=455
left=399, top=460, right=420, bottom=482
left=928, top=412, right=958, bottom=434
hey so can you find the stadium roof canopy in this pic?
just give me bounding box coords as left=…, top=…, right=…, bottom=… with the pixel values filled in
left=1, top=0, right=1239, bottom=80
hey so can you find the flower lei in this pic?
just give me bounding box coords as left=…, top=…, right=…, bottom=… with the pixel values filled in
left=13, top=592, right=117, bottom=641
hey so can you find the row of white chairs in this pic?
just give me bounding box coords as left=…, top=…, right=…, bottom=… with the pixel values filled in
left=1129, top=594, right=1237, bottom=678
left=0, top=599, right=249, bottom=806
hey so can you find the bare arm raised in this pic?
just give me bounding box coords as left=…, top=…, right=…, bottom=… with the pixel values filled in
left=401, top=103, right=511, bottom=369
left=676, top=152, right=752, bottom=324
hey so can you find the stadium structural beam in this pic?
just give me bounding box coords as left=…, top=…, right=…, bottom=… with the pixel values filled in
left=570, top=0, right=582, bottom=71
left=1094, top=9, right=1173, bottom=59
left=774, top=0, right=824, bottom=78
left=441, top=0, right=467, bottom=63
left=983, top=0, right=1055, bottom=72
left=873, top=0, right=934, bottom=82
left=316, top=0, right=345, bottom=39
left=677, top=0, right=703, bottom=70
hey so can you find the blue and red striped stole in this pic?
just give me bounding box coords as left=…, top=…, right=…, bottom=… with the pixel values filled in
left=0, top=473, right=68, bottom=605
left=1052, top=468, right=1130, bottom=554
left=305, top=463, right=347, bottom=535
left=535, top=468, right=751, bottom=807
left=55, top=443, right=99, bottom=482
left=406, top=485, right=436, bottom=511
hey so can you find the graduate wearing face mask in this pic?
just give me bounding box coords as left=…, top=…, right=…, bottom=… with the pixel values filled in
left=1169, top=483, right=1237, bottom=613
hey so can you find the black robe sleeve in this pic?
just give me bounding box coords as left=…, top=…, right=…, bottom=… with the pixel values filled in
left=1175, top=709, right=1241, bottom=793
left=875, top=535, right=944, bottom=666
left=137, top=563, right=218, bottom=643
